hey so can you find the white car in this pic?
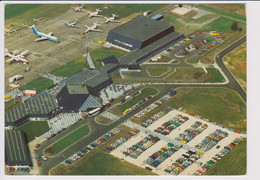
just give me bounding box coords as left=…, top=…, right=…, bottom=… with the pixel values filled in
left=41, top=155, right=48, bottom=161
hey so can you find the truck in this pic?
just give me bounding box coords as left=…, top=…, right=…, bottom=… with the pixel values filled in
left=5, top=95, right=11, bottom=99
left=22, top=90, right=37, bottom=96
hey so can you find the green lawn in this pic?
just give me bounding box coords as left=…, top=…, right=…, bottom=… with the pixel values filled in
left=147, top=66, right=170, bottom=76
left=5, top=4, right=71, bottom=28
left=89, top=47, right=126, bottom=68
left=5, top=4, right=41, bottom=20
left=165, top=68, right=205, bottom=82
left=17, top=121, right=49, bottom=142
left=53, top=125, right=90, bottom=154
left=118, top=87, right=158, bottom=112
left=162, top=12, right=217, bottom=35
left=204, top=139, right=246, bottom=175
left=51, top=56, right=86, bottom=77
left=19, top=77, right=54, bottom=92
left=196, top=4, right=246, bottom=21
left=201, top=17, right=246, bottom=32
left=172, top=88, right=246, bottom=132
left=68, top=151, right=156, bottom=175
left=204, top=68, right=225, bottom=83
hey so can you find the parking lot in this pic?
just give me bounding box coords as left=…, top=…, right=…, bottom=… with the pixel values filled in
left=109, top=109, right=246, bottom=175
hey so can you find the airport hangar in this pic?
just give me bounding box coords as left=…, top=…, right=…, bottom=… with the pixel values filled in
left=5, top=15, right=184, bottom=167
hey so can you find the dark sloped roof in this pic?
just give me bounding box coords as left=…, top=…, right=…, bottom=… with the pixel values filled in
left=110, top=15, right=172, bottom=42
left=5, top=130, right=32, bottom=166
left=102, top=56, right=119, bottom=65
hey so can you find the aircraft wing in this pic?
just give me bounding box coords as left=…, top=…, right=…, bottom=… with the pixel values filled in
left=35, top=37, right=47, bottom=41
left=93, top=29, right=102, bottom=32
left=48, top=32, right=53, bottom=36
left=6, top=57, right=15, bottom=62
left=20, top=50, right=29, bottom=56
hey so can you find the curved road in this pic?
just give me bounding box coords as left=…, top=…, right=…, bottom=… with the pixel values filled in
left=38, top=36, right=247, bottom=175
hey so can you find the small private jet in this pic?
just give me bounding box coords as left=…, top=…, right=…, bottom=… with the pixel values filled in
left=33, top=17, right=44, bottom=22
left=104, top=14, right=120, bottom=23
left=72, top=4, right=84, bottom=12
left=85, top=22, right=102, bottom=33
left=32, top=25, right=60, bottom=43
left=65, top=19, right=79, bottom=28
left=5, top=48, right=29, bottom=64
left=89, top=8, right=102, bottom=18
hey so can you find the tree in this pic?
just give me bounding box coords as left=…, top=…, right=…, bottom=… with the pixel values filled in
left=231, top=22, right=238, bottom=31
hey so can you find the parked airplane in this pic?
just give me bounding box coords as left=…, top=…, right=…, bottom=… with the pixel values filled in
left=65, top=19, right=79, bottom=28
left=33, top=17, right=44, bottom=22
left=89, top=8, right=102, bottom=18
left=32, top=25, right=60, bottom=43
left=85, top=22, right=102, bottom=33
left=104, top=14, right=120, bottom=23
left=22, top=23, right=33, bottom=28
left=5, top=48, right=29, bottom=64
left=72, top=4, right=84, bottom=12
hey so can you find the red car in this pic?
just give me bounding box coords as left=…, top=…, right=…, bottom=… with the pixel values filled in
left=35, top=144, right=40, bottom=148
left=37, top=161, right=41, bottom=166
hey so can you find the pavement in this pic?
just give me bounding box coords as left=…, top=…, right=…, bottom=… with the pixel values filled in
left=111, top=110, right=246, bottom=175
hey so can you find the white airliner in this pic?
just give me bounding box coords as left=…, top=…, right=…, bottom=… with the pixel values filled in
left=104, top=14, right=120, bottom=23
left=32, top=25, right=60, bottom=43
left=33, top=17, right=44, bottom=22
left=5, top=48, right=29, bottom=64
left=88, top=8, right=103, bottom=18
left=65, top=19, right=79, bottom=28
left=85, top=22, right=102, bottom=33
left=72, top=4, right=84, bottom=12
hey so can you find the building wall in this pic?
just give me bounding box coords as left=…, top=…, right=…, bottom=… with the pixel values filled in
left=106, top=31, right=142, bottom=50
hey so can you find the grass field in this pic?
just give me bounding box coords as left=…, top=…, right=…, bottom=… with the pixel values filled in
left=204, top=139, right=246, bottom=175
left=165, top=68, right=205, bottom=82
left=89, top=47, right=126, bottom=68
left=147, top=66, right=170, bottom=77
left=50, top=125, right=156, bottom=175
left=51, top=56, right=86, bottom=77
left=95, top=116, right=113, bottom=125
left=5, top=98, right=22, bottom=111
left=67, top=151, right=156, bottom=175
left=17, top=121, right=49, bottom=142
left=224, top=43, right=246, bottom=90
left=171, top=88, right=246, bottom=132
left=19, top=77, right=54, bottom=92
left=201, top=17, right=246, bottom=32
left=162, top=12, right=218, bottom=35
left=204, top=68, right=225, bottom=83
left=196, top=4, right=246, bottom=21
left=45, top=125, right=90, bottom=155
left=118, top=87, right=158, bottom=112
left=5, top=4, right=71, bottom=29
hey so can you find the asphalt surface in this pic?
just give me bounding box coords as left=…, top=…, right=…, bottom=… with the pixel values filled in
left=215, top=36, right=247, bottom=103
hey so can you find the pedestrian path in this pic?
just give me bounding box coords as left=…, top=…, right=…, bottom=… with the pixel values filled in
left=39, top=113, right=82, bottom=140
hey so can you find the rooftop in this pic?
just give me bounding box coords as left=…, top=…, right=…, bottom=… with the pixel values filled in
left=5, top=130, right=32, bottom=166
left=5, top=93, right=59, bottom=123
left=110, top=15, right=173, bottom=42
